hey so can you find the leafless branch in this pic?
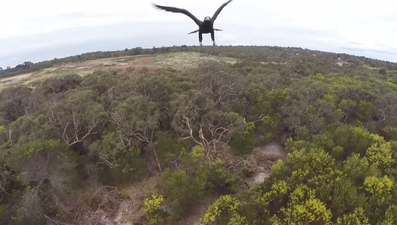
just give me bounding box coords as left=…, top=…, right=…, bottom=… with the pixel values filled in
left=0, top=181, right=13, bottom=197
left=44, top=214, right=61, bottom=225
left=7, top=126, right=12, bottom=146
left=50, top=103, right=101, bottom=146
left=178, top=114, right=236, bottom=161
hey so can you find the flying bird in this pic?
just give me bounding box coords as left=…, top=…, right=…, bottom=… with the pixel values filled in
left=152, top=0, right=233, bottom=47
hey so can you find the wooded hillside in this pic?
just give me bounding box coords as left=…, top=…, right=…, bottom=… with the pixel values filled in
left=1, top=46, right=397, bottom=224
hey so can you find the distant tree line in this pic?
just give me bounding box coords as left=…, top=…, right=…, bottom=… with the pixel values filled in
left=1, top=45, right=397, bottom=79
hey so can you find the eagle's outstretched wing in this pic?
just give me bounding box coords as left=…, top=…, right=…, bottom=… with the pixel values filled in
left=211, top=0, right=233, bottom=22
left=152, top=3, right=202, bottom=26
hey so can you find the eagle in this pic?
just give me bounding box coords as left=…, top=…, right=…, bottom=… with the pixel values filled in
left=152, top=0, right=233, bottom=46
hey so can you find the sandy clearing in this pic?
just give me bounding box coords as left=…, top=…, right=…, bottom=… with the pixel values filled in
left=245, top=143, right=287, bottom=187
left=0, top=52, right=238, bottom=90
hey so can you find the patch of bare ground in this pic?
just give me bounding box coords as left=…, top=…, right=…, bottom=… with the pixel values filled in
left=74, top=175, right=160, bottom=225
left=179, top=195, right=220, bottom=225
left=153, top=52, right=237, bottom=70
left=112, top=176, right=160, bottom=225
left=0, top=73, right=33, bottom=90
left=244, top=142, right=287, bottom=188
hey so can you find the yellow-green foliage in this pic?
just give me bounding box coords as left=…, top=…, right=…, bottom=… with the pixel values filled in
left=315, top=73, right=325, bottom=80
left=191, top=145, right=204, bottom=159
left=144, top=193, right=165, bottom=225
left=244, top=121, right=255, bottom=134
left=365, top=142, right=395, bottom=170
left=23, top=139, right=60, bottom=158
left=257, top=89, right=288, bottom=112
left=270, top=160, right=285, bottom=175
left=271, top=185, right=332, bottom=225
left=335, top=207, right=370, bottom=225
left=258, top=180, right=289, bottom=207
left=380, top=205, right=397, bottom=225
left=385, top=81, right=397, bottom=92
left=144, top=193, right=164, bottom=213
left=0, top=125, right=5, bottom=133
left=364, top=175, right=394, bottom=205
left=267, top=126, right=397, bottom=224
left=328, top=76, right=370, bottom=91
left=199, top=195, right=247, bottom=225
left=274, top=145, right=338, bottom=193
left=323, top=93, right=336, bottom=103
left=262, top=114, right=281, bottom=131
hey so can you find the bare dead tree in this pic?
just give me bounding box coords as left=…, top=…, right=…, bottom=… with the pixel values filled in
left=179, top=113, right=241, bottom=160
left=201, top=68, right=244, bottom=109
left=73, top=186, right=122, bottom=225
left=48, top=99, right=104, bottom=147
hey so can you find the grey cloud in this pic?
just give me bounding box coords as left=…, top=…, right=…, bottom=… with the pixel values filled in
left=0, top=21, right=202, bottom=67
left=1, top=1, right=397, bottom=68
left=376, top=43, right=397, bottom=51
left=342, top=46, right=397, bottom=56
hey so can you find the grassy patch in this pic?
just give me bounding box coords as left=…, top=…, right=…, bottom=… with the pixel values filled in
left=0, top=52, right=238, bottom=89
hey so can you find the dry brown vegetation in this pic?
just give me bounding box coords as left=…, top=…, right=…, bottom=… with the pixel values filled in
left=73, top=176, right=160, bottom=225
left=0, top=52, right=237, bottom=90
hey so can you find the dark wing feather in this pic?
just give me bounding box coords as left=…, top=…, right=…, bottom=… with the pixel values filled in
left=211, top=0, right=233, bottom=22
left=152, top=3, right=202, bottom=26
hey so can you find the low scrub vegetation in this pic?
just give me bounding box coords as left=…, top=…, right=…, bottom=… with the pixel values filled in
left=1, top=46, right=397, bottom=224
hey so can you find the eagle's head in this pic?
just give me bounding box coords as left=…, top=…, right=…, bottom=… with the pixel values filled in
left=204, top=16, right=211, bottom=21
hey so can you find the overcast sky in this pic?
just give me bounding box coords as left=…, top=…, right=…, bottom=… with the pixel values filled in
left=1, top=0, right=396, bottom=68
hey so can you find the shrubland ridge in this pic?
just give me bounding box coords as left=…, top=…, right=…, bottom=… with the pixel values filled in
left=1, top=45, right=396, bottom=80
left=1, top=46, right=397, bottom=224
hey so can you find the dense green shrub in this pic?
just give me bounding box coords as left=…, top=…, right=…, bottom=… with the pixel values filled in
left=1, top=46, right=397, bottom=224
